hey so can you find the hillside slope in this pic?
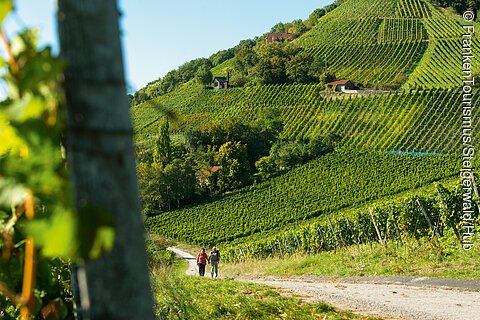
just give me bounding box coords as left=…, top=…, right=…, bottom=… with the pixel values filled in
left=134, top=87, right=480, bottom=154
left=146, top=150, right=459, bottom=246
left=140, top=0, right=478, bottom=259
left=133, top=0, right=479, bottom=152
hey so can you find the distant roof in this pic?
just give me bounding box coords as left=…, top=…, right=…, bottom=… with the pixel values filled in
left=210, top=165, right=222, bottom=173
left=199, top=165, right=222, bottom=176
left=266, top=32, right=299, bottom=42
left=213, top=77, right=228, bottom=83
left=326, top=79, right=353, bottom=85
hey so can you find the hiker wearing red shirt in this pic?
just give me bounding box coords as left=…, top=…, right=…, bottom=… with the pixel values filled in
left=196, top=248, right=208, bottom=276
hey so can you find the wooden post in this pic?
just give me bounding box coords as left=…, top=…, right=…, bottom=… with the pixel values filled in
left=416, top=198, right=433, bottom=229
left=317, top=226, right=325, bottom=250
left=327, top=216, right=339, bottom=249
left=472, top=174, right=480, bottom=198
left=346, top=218, right=360, bottom=250
left=276, top=240, right=284, bottom=258
left=471, top=174, right=480, bottom=213
left=294, top=234, right=301, bottom=251
left=369, top=208, right=385, bottom=246
left=388, top=206, right=402, bottom=245
left=57, top=1, right=154, bottom=319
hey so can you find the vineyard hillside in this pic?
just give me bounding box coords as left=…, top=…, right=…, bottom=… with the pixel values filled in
left=133, top=0, right=479, bottom=153
left=146, top=150, right=459, bottom=245
left=138, top=0, right=479, bottom=259
left=134, top=87, right=480, bottom=154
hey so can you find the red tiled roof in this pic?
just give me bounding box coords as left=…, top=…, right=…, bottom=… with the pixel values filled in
left=266, top=32, right=299, bottom=43
left=210, top=165, right=222, bottom=173
left=326, top=79, right=353, bottom=85
left=199, top=166, right=222, bottom=176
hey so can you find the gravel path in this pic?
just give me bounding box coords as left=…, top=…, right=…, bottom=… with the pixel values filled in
left=248, top=277, right=480, bottom=320
left=169, top=247, right=480, bottom=320
left=168, top=246, right=198, bottom=275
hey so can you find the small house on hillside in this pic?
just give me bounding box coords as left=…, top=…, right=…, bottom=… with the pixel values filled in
left=326, top=79, right=355, bottom=92
left=265, top=32, right=299, bottom=43
left=213, top=72, right=230, bottom=89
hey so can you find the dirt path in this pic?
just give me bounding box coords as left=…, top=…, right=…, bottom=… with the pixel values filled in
left=168, top=246, right=198, bottom=275
left=168, top=247, right=480, bottom=320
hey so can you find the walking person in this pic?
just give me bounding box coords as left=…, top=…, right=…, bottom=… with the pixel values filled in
left=209, top=246, right=220, bottom=278
left=196, top=248, right=208, bottom=276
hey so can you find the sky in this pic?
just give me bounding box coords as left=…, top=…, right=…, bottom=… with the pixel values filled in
left=9, top=0, right=331, bottom=91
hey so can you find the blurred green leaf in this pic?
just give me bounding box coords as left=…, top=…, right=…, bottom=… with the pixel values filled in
left=0, top=56, right=6, bottom=69
left=89, top=226, right=115, bottom=259
left=0, top=112, right=27, bottom=156
left=19, top=50, right=64, bottom=93
left=5, top=94, right=45, bottom=122
left=25, top=204, right=116, bottom=261
left=11, top=29, right=38, bottom=57
left=24, top=208, right=78, bottom=259
left=77, top=204, right=115, bottom=260
left=0, top=0, right=13, bottom=25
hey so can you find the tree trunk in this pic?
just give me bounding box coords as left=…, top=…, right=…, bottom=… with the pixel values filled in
left=57, top=1, right=154, bottom=319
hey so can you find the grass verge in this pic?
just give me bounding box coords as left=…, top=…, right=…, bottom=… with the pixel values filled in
left=221, top=232, right=480, bottom=280
left=151, top=257, right=379, bottom=319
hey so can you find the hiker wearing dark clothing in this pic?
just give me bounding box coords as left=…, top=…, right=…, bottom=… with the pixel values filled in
left=209, top=246, right=220, bottom=278
left=196, top=248, right=208, bottom=276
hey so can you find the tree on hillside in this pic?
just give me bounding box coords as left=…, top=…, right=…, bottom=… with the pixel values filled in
left=319, top=68, right=337, bottom=85
left=253, top=42, right=299, bottom=84
left=234, top=39, right=256, bottom=52
left=162, top=159, right=196, bottom=209
left=433, top=0, right=478, bottom=16
left=232, top=47, right=258, bottom=77
left=307, top=8, right=326, bottom=26
left=215, top=141, right=250, bottom=192
left=286, top=51, right=315, bottom=84
left=271, top=22, right=287, bottom=32
left=209, top=48, right=235, bottom=66
left=57, top=1, right=154, bottom=318
left=153, top=117, right=172, bottom=166
left=289, top=19, right=308, bottom=35
left=195, top=65, right=213, bottom=88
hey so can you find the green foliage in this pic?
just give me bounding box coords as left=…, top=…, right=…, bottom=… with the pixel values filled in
left=285, top=51, right=315, bottom=84
left=137, top=159, right=197, bottom=213
left=232, top=46, right=258, bottom=77
left=271, top=22, right=287, bottom=33
left=137, top=113, right=284, bottom=213
left=252, top=42, right=300, bottom=85
left=186, top=114, right=283, bottom=168
left=280, top=89, right=480, bottom=154
left=307, top=8, right=327, bottom=27
left=220, top=181, right=478, bottom=262
left=319, top=68, right=336, bottom=84
left=433, top=0, right=479, bottom=17
left=0, top=5, right=77, bottom=316
left=215, top=141, right=250, bottom=192
left=133, top=58, right=214, bottom=104
left=145, top=236, right=176, bottom=268
left=209, top=48, right=235, bottom=67
left=195, top=65, right=213, bottom=88
left=153, top=117, right=172, bottom=165
left=289, top=19, right=308, bottom=34
left=267, top=141, right=310, bottom=171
